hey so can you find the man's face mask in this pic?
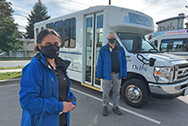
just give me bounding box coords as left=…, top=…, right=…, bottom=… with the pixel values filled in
left=40, top=44, right=60, bottom=59
left=109, top=38, right=116, bottom=44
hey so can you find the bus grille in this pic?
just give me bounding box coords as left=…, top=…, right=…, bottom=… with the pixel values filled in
left=174, top=64, right=188, bottom=82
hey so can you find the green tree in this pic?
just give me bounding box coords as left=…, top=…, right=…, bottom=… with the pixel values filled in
left=0, top=0, right=20, bottom=52
left=25, top=0, right=50, bottom=39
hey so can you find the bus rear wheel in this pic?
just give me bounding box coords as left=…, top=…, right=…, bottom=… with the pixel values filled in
left=121, top=79, right=150, bottom=108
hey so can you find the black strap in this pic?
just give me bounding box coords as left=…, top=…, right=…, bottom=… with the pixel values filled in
left=35, top=53, right=42, bottom=61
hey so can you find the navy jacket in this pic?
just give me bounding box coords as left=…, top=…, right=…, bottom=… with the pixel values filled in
left=97, top=43, right=127, bottom=80
left=19, top=53, right=76, bottom=126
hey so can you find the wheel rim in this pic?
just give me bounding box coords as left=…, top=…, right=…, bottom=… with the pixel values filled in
left=125, top=85, right=142, bottom=103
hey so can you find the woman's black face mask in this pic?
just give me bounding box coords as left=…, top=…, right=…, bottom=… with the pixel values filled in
left=40, top=44, right=60, bottom=59
left=109, top=38, right=116, bottom=44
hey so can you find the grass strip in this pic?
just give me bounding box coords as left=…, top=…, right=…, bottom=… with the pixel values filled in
left=0, top=66, right=24, bottom=70
left=0, top=72, right=22, bottom=80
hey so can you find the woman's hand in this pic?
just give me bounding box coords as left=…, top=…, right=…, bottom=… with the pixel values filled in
left=62, top=102, right=75, bottom=113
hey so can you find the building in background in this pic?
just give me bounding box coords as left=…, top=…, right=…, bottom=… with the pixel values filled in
left=8, top=38, right=35, bottom=58
left=151, top=13, right=187, bottom=39
left=156, top=13, right=186, bottom=31
left=150, top=14, right=188, bottom=56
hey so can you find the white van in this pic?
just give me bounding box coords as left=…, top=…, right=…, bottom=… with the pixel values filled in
left=150, top=33, right=188, bottom=56
left=34, top=5, right=188, bottom=108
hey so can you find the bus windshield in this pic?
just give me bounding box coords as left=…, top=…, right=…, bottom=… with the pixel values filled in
left=117, top=32, right=159, bottom=53
left=160, top=39, right=188, bottom=52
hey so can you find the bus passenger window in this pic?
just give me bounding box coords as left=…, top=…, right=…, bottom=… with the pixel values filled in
left=54, top=20, right=64, bottom=47
left=36, top=28, right=39, bottom=35
left=161, top=39, right=185, bottom=52
left=64, top=18, right=76, bottom=48
left=46, top=23, right=54, bottom=29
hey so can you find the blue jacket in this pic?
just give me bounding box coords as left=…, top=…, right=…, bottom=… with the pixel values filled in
left=19, top=53, right=76, bottom=126
left=97, top=43, right=127, bottom=80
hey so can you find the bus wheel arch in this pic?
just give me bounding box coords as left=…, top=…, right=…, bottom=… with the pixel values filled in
left=121, top=74, right=151, bottom=108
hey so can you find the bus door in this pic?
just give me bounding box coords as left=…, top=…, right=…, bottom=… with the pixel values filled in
left=84, top=12, right=103, bottom=90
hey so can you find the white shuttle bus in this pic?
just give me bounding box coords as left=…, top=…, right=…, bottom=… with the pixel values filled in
left=34, top=5, right=188, bottom=108
left=150, top=32, right=188, bottom=57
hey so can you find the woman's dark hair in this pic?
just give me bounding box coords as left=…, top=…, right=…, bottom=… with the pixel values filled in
left=34, top=29, right=62, bottom=52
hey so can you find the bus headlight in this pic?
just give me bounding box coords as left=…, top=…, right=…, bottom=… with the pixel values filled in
left=154, top=66, right=171, bottom=83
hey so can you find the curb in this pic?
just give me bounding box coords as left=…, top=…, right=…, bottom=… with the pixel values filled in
left=0, top=78, right=21, bottom=86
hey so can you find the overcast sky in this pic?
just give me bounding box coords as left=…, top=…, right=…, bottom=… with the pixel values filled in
left=8, top=0, right=188, bottom=32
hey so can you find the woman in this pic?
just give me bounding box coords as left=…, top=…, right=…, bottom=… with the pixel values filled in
left=19, top=29, right=76, bottom=126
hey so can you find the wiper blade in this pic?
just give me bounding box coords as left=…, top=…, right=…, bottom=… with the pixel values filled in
left=148, top=49, right=157, bottom=52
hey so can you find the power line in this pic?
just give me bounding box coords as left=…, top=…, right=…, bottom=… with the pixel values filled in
left=63, top=0, right=90, bottom=7
left=12, top=0, right=91, bottom=19
left=13, top=13, right=27, bottom=18
left=12, top=0, right=92, bottom=25
left=13, top=13, right=43, bottom=22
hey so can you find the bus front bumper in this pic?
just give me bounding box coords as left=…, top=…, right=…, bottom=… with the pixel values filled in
left=148, top=79, right=188, bottom=99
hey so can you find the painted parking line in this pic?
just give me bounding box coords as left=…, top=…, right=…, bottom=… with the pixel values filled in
left=71, top=88, right=161, bottom=125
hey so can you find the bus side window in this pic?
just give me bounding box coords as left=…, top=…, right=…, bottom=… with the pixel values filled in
left=54, top=20, right=64, bottom=47
left=36, top=28, right=39, bottom=35
left=46, top=23, right=54, bottom=29
left=184, top=39, right=188, bottom=51
left=64, top=18, right=76, bottom=48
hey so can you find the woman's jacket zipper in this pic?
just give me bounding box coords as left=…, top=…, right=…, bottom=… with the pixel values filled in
left=51, top=78, right=54, bottom=97
left=33, top=116, right=41, bottom=126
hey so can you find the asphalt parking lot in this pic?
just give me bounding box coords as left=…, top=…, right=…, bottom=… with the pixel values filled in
left=70, top=81, right=188, bottom=126
left=0, top=80, right=188, bottom=126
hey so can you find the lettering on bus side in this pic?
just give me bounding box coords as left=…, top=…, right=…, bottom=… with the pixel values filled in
left=132, top=64, right=147, bottom=71
left=64, top=56, right=79, bottom=70
left=72, top=63, right=78, bottom=70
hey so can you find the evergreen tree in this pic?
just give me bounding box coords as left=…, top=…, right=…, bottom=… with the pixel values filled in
left=26, top=0, right=50, bottom=39
left=0, top=0, right=20, bottom=52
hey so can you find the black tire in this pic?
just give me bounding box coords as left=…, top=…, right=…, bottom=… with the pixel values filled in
left=121, top=78, right=150, bottom=108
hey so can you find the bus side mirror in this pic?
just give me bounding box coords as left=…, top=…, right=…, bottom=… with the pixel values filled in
left=149, top=58, right=156, bottom=66
left=132, top=36, right=142, bottom=53
left=154, top=40, right=158, bottom=47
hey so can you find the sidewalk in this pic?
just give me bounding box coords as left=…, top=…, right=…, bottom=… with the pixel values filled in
left=0, top=69, right=22, bottom=73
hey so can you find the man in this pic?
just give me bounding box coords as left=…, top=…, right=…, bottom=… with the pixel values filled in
left=97, top=32, right=127, bottom=116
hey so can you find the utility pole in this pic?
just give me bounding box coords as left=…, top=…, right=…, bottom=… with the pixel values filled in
left=109, top=0, right=111, bottom=5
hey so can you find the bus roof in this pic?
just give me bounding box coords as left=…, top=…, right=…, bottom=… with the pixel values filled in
left=151, top=32, right=188, bottom=41
left=35, top=5, right=152, bottom=26
left=34, top=5, right=154, bottom=35
left=152, top=29, right=187, bottom=38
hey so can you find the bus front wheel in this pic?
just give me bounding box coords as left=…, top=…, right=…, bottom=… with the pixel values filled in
left=121, top=79, right=150, bottom=108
